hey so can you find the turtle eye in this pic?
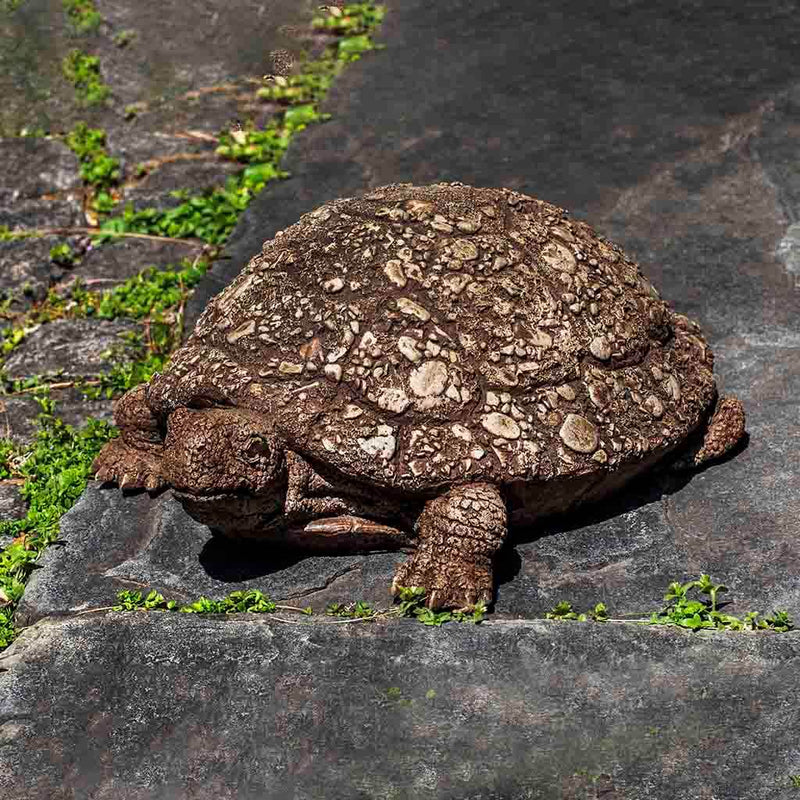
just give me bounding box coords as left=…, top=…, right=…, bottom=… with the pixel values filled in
left=243, top=437, right=271, bottom=463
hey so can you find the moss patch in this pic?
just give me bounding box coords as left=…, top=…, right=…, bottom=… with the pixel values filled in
left=62, top=48, right=110, bottom=107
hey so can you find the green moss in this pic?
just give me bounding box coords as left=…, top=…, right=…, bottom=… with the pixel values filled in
left=546, top=575, right=795, bottom=633
left=113, top=29, right=136, bottom=48
left=65, top=122, right=120, bottom=189
left=110, top=585, right=487, bottom=626
left=0, top=225, right=42, bottom=242
left=61, top=49, right=110, bottom=106
left=49, top=242, right=77, bottom=266
left=63, top=0, right=101, bottom=34
left=0, top=397, right=115, bottom=648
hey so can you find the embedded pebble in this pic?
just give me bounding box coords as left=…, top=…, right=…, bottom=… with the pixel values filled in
left=589, top=336, right=612, bottom=361
left=556, top=384, right=576, bottom=401
left=397, top=336, right=422, bottom=362
left=451, top=239, right=479, bottom=261
left=665, top=374, right=681, bottom=401
left=529, top=329, right=553, bottom=348
left=376, top=387, right=411, bottom=413
left=481, top=412, right=521, bottom=440
left=540, top=240, right=577, bottom=273
left=451, top=423, right=472, bottom=441
left=323, top=277, right=345, bottom=293
left=644, top=394, right=664, bottom=418
left=559, top=414, right=599, bottom=453
left=396, top=297, right=431, bottom=322
left=358, top=433, right=396, bottom=459
left=409, top=360, right=448, bottom=397
left=324, top=364, right=343, bottom=382
left=588, top=382, right=611, bottom=408
left=278, top=361, right=303, bottom=375
left=384, top=260, right=407, bottom=287
left=226, top=320, right=256, bottom=343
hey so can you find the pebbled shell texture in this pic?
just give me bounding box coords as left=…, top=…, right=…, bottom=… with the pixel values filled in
left=146, top=182, right=717, bottom=491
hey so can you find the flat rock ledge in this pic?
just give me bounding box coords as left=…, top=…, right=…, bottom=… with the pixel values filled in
left=1, top=613, right=799, bottom=799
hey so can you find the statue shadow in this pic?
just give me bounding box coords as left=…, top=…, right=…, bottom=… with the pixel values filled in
left=198, top=535, right=319, bottom=583
left=494, top=431, right=750, bottom=588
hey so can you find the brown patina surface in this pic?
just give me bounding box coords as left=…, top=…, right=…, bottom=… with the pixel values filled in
left=93, top=182, right=745, bottom=610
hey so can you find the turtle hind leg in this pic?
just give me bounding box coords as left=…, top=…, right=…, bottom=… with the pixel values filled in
left=92, top=384, right=166, bottom=492
left=391, top=482, right=508, bottom=612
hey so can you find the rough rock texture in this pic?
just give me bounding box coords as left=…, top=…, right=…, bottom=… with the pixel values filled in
left=2, top=318, right=138, bottom=378
left=0, top=138, right=83, bottom=229
left=1, top=614, right=800, bottom=800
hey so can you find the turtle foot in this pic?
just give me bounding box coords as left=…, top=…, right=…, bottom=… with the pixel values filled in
left=92, top=436, right=166, bottom=492
left=391, top=551, right=494, bottom=612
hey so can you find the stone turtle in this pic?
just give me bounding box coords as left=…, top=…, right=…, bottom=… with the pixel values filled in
left=93, top=182, right=745, bottom=611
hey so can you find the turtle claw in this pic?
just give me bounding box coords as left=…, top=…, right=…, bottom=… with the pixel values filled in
left=144, top=474, right=163, bottom=492
left=92, top=436, right=165, bottom=492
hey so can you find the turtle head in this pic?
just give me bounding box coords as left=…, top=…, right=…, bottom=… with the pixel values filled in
left=163, top=406, right=287, bottom=499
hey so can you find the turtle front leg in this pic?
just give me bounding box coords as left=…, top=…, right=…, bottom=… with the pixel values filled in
left=391, top=482, right=508, bottom=612
left=93, top=384, right=166, bottom=491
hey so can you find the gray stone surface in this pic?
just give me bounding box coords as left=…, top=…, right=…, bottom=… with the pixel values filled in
left=0, top=235, right=64, bottom=304
left=2, top=318, right=138, bottom=378
left=0, top=138, right=83, bottom=228
left=1, top=614, right=799, bottom=799
left=0, top=0, right=318, bottom=136
left=70, top=237, right=206, bottom=289
left=15, top=483, right=408, bottom=626
left=0, top=388, right=114, bottom=447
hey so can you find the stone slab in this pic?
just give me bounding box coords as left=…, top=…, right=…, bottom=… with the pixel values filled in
left=1, top=614, right=799, bottom=799
left=3, top=318, right=138, bottom=378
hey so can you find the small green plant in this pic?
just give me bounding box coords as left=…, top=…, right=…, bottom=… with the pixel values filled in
left=311, top=3, right=386, bottom=36
left=112, top=588, right=309, bottom=615
left=49, top=243, right=76, bottom=267
left=113, top=29, right=136, bottom=47
left=63, top=0, right=101, bottom=33
left=97, top=178, right=266, bottom=246
left=61, top=49, right=110, bottom=106
left=326, top=600, right=377, bottom=618
left=789, top=774, right=800, bottom=788
left=107, top=585, right=485, bottom=626
left=123, top=103, right=145, bottom=120
left=546, top=601, right=609, bottom=623
left=546, top=575, right=795, bottom=633
left=18, top=125, right=47, bottom=137
left=65, top=122, right=120, bottom=190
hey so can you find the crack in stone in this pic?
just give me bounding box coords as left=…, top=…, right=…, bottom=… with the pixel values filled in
left=661, top=492, right=678, bottom=542
left=282, top=561, right=363, bottom=600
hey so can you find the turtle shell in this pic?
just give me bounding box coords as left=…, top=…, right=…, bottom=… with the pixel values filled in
left=147, top=182, right=717, bottom=492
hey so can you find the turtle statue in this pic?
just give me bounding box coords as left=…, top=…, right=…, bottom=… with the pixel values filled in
left=93, top=181, right=745, bottom=611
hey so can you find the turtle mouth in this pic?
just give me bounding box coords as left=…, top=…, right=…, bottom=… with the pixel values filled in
left=171, top=489, right=284, bottom=535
